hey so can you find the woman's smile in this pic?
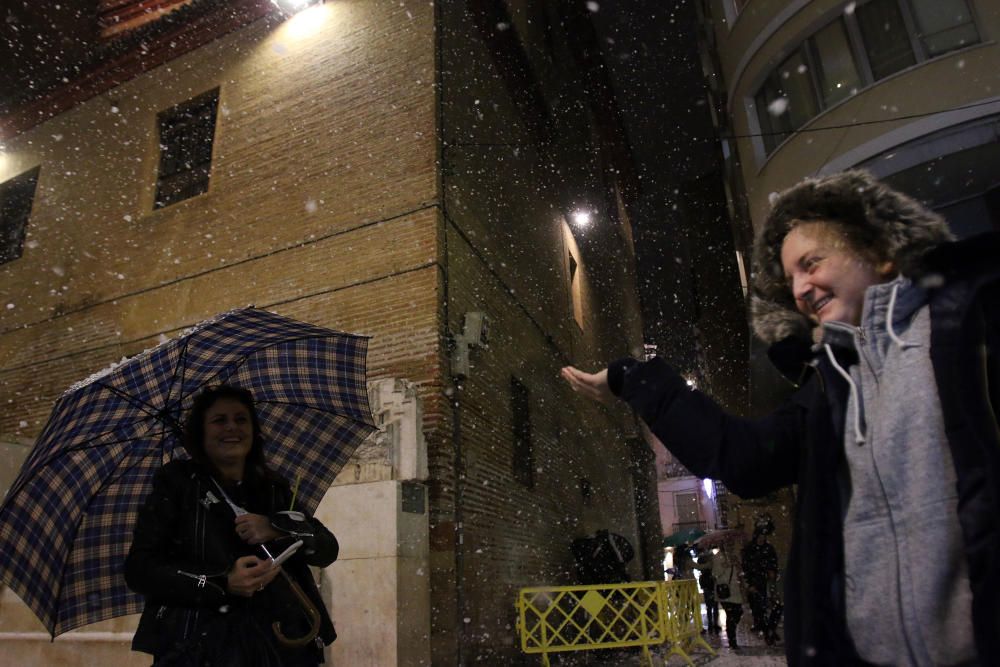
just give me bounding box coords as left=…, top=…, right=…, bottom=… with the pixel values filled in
left=202, top=397, right=254, bottom=478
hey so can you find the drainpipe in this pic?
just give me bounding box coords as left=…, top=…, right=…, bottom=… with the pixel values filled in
left=449, top=375, right=466, bottom=666
left=435, top=1, right=467, bottom=662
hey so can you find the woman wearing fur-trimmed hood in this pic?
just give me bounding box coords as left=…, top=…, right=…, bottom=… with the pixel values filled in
left=751, top=169, right=953, bottom=345
left=561, top=170, right=1000, bottom=666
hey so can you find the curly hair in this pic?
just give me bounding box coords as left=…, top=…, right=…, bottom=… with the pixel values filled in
left=750, top=170, right=953, bottom=343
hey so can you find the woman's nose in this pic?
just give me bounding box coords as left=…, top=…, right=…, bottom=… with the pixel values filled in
left=791, top=274, right=811, bottom=301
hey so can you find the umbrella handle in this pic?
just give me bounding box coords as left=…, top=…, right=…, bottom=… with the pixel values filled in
left=271, top=569, right=322, bottom=648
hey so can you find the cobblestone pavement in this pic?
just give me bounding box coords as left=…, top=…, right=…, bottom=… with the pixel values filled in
left=552, top=608, right=788, bottom=666
left=592, top=633, right=786, bottom=666
left=663, top=621, right=788, bottom=666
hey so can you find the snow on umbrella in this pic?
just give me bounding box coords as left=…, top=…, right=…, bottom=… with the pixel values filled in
left=0, top=307, right=377, bottom=637
left=693, top=528, right=747, bottom=550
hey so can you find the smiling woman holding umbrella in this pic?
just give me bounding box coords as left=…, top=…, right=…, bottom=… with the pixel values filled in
left=125, top=385, right=339, bottom=666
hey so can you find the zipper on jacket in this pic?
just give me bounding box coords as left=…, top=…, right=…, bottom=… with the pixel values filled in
left=176, top=569, right=227, bottom=596
left=177, top=570, right=207, bottom=588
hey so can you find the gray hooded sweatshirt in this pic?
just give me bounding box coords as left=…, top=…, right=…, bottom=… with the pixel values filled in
left=821, top=277, right=974, bottom=666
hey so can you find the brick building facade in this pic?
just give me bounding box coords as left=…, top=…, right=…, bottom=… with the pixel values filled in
left=0, top=0, right=656, bottom=664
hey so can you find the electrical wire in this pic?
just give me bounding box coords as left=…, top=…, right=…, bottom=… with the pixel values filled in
left=721, top=97, right=1000, bottom=141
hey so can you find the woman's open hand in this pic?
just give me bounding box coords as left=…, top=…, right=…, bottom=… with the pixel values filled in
left=226, top=555, right=282, bottom=597
left=234, top=513, right=282, bottom=545
left=560, top=366, right=615, bottom=405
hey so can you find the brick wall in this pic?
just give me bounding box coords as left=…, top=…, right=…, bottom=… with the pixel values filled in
left=0, top=1, right=650, bottom=664
left=0, top=0, right=439, bottom=435
left=433, top=2, right=648, bottom=662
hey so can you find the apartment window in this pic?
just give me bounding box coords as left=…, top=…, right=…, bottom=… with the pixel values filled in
left=753, top=0, right=980, bottom=157
left=910, top=0, right=978, bottom=57
left=155, top=88, right=219, bottom=209
left=857, top=0, right=916, bottom=80
left=755, top=48, right=819, bottom=153
left=674, top=492, right=700, bottom=527
left=811, top=19, right=862, bottom=107
left=511, top=377, right=534, bottom=488
left=0, top=167, right=40, bottom=265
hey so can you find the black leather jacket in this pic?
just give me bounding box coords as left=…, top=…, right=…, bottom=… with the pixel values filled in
left=125, top=459, right=338, bottom=663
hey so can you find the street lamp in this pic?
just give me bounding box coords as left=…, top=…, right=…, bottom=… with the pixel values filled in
left=271, top=0, right=323, bottom=15
left=571, top=211, right=591, bottom=228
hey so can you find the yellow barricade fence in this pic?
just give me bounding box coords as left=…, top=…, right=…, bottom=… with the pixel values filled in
left=660, top=579, right=716, bottom=666
left=516, top=579, right=715, bottom=666
left=517, top=581, right=667, bottom=666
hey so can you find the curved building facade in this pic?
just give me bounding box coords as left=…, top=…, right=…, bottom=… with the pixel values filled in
left=701, top=0, right=1000, bottom=240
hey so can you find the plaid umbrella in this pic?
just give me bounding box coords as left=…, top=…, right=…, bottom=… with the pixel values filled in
left=0, top=307, right=377, bottom=637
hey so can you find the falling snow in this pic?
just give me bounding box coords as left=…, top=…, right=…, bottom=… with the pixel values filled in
left=767, top=97, right=790, bottom=116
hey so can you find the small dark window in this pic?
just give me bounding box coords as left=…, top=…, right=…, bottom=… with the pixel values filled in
left=511, top=377, right=534, bottom=488
left=809, top=19, right=861, bottom=107
left=155, top=88, right=219, bottom=209
left=857, top=0, right=916, bottom=80
left=910, top=0, right=979, bottom=57
left=755, top=48, right=819, bottom=154
left=0, top=167, right=40, bottom=265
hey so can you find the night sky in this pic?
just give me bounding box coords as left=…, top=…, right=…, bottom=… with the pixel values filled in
left=591, top=0, right=749, bottom=410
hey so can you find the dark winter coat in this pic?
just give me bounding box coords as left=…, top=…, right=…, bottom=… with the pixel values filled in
left=741, top=536, right=778, bottom=588
left=125, top=459, right=339, bottom=665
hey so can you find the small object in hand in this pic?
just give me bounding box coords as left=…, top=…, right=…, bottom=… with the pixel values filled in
left=270, top=539, right=304, bottom=568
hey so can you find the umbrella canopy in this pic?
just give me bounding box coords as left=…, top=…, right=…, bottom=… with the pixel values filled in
left=693, top=528, right=747, bottom=550
left=662, top=526, right=706, bottom=547
left=0, top=307, right=377, bottom=637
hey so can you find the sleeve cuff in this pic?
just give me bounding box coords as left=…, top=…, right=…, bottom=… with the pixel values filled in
left=607, top=357, right=639, bottom=397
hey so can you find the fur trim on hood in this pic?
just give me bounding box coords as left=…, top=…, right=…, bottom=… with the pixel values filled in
left=750, top=170, right=954, bottom=344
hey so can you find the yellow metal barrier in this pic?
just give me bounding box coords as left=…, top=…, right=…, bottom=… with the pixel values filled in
left=517, top=581, right=667, bottom=666
left=516, top=579, right=716, bottom=666
left=660, top=579, right=716, bottom=666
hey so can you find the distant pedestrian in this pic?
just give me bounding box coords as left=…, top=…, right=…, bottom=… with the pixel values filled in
left=714, top=545, right=744, bottom=650
left=742, top=527, right=778, bottom=641
left=671, top=542, right=693, bottom=580
left=695, top=547, right=721, bottom=634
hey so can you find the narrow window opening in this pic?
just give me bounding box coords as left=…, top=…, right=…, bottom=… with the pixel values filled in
left=0, top=167, right=40, bottom=265
left=155, top=88, right=219, bottom=209
left=511, top=377, right=534, bottom=488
